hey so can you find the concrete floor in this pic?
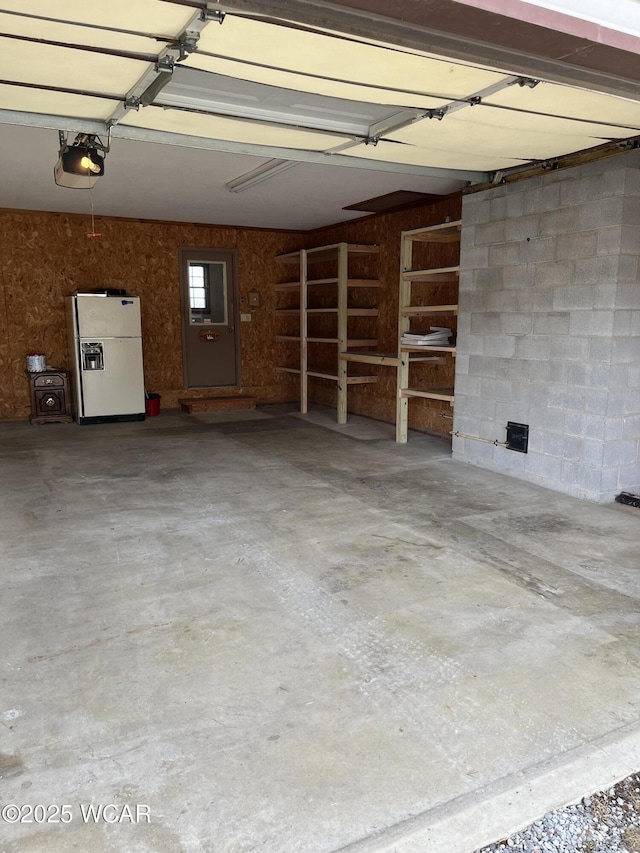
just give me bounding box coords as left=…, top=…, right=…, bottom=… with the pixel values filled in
left=1, top=404, right=639, bottom=853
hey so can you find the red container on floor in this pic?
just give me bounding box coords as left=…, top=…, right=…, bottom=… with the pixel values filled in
left=145, top=393, right=160, bottom=417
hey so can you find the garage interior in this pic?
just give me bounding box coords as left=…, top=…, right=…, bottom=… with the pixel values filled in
left=1, top=1, right=639, bottom=851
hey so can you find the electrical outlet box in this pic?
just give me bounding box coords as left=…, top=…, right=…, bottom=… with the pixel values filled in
left=240, top=313, right=252, bottom=322
left=506, top=422, right=529, bottom=453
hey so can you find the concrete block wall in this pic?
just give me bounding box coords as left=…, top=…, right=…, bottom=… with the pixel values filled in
left=452, top=150, right=640, bottom=502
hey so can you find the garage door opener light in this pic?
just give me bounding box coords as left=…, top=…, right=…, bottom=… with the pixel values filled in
left=54, top=131, right=108, bottom=189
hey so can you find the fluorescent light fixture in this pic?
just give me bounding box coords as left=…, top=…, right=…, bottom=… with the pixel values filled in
left=226, top=159, right=298, bottom=193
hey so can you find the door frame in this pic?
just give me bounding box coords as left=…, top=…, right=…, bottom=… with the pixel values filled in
left=179, top=247, right=241, bottom=389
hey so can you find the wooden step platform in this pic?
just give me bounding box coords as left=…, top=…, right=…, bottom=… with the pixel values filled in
left=179, top=396, right=257, bottom=414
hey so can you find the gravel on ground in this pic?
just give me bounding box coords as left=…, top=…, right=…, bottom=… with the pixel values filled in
left=477, top=773, right=640, bottom=853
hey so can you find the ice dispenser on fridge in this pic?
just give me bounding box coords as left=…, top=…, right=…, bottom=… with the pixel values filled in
left=81, top=342, right=104, bottom=371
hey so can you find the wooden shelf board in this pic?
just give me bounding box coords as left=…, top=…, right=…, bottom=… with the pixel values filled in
left=307, top=370, right=339, bottom=381
left=401, top=345, right=456, bottom=355
left=403, top=221, right=461, bottom=242
left=306, top=308, right=379, bottom=316
left=402, top=304, right=458, bottom=316
left=407, top=355, right=446, bottom=363
left=347, top=375, right=379, bottom=384
left=402, top=387, right=455, bottom=402
left=276, top=367, right=301, bottom=375
left=306, top=337, right=377, bottom=345
left=341, top=351, right=444, bottom=365
left=306, top=243, right=378, bottom=261
left=277, top=243, right=379, bottom=264
left=278, top=279, right=380, bottom=289
left=344, top=244, right=380, bottom=255
left=276, top=335, right=301, bottom=341
left=305, top=370, right=378, bottom=383
left=286, top=278, right=380, bottom=287
left=402, top=265, right=460, bottom=282
left=341, top=352, right=399, bottom=366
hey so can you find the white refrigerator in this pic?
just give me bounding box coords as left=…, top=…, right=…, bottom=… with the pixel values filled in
left=66, top=293, right=146, bottom=424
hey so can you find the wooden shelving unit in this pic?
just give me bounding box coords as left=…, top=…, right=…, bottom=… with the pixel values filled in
left=275, top=243, right=380, bottom=422
left=396, top=220, right=461, bottom=443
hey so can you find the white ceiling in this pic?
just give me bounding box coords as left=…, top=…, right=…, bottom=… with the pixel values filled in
left=0, top=124, right=463, bottom=230
left=1, top=0, right=640, bottom=230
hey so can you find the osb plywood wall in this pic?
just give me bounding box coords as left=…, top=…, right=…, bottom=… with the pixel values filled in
left=0, top=209, right=302, bottom=420
left=302, top=196, right=462, bottom=438
left=1, top=196, right=461, bottom=436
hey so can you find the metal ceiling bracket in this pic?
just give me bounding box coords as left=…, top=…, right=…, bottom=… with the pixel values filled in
left=204, top=8, right=227, bottom=24
left=57, top=129, right=111, bottom=159
left=174, top=6, right=225, bottom=58
left=111, top=52, right=178, bottom=122
left=367, top=109, right=428, bottom=140
left=107, top=8, right=215, bottom=126
left=439, top=76, right=520, bottom=118
left=177, top=33, right=200, bottom=60
left=514, top=77, right=541, bottom=89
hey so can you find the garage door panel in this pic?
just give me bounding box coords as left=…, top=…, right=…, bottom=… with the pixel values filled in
left=0, top=0, right=194, bottom=35
left=488, top=82, right=640, bottom=129
left=120, top=106, right=353, bottom=151
left=0, top=11, right=159, bottom=54
left=343, top=140, right=527, bottom=172
left=184, top=54, right=451, bottom=110
left=195, top=15, right=511, bottom=101
left=388, top=113, right=623, bottom=162
left=0, top=37, right=145, bottom=94
left=0, top=84, right=118, bottom=121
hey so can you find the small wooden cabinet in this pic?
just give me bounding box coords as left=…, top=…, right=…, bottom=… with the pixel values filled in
left=27, top=369, right=73, bottom=425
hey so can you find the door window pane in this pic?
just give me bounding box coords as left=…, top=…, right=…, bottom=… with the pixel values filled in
left=188, top=262, right=227, bottom=324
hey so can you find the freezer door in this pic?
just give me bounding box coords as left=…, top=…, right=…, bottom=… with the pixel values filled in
left=76, top=294, right=142, bottom=338
left=80, top=337, right=145, bottom=417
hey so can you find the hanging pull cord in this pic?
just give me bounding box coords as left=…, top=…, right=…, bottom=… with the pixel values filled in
left=86, top=169, right=101, bottom=238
